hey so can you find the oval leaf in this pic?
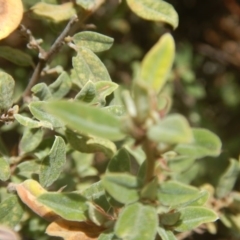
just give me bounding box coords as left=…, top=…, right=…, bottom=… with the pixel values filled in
left=31, top=2, right=77, bottom=23
left=75, top=80, right=96, bottom=103
left=39, top=136, right=66, bottom=187
left=19, top=128, right=43, bottom=154
left=38, top=193, right=88, bottom=222
left=175, top=206, right=218, bottom=232
left=107, top=148, right=131, bottom=173
left=126, top=0, right=178, bottom=29
left=49, top=72, right=72, bottom=99
left=115, top=202, right=158, bottom=240
left=45, top=100, right=125, bottom=141
left=66, top=129, right=117, bottom=158
left=0, top=0, right=23, bottom=40
left=216, top=158, right=240, bottom=198
left=0, top=195, right=24, bottom=228
left=15, top=179, right=59, bottom=221
left=0, top=46, right=34, bottom=67
left=0, top=157, right=10, bottom=181
left=175, top=128, right=222, bottom=159
left=73, top=31, right=114, bottom=52
left=158, top=181, right=207, bottom=207
left=157, top=227, right=177, bottom=240
left=140, top=33, right=175, bottom=94
left=147, top=114, right=193, bottom=144
left=14, top=114, right=42, bottom=128
left=29, top=101, right=63, bottom=129
left=72, top=48, right=111, bottom=87
left=0, top=72, right=15, bottom=112
left=102, top=173, right=139, bottom=204
left=31, top=83, right=52, bottom=101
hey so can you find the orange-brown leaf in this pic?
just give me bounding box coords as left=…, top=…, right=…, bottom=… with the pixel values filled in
left=46, top=220, right=105, bottom=240
left=15, top=179, right=60, bottom=221
left=0, top=0, right=24, bottom=40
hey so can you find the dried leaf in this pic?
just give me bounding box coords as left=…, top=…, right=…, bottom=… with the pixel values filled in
left=0, top=0, right=23, bottom=40
left=46, top=219, right=104, bottom=240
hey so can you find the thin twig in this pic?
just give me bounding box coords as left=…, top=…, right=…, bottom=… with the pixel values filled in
left=20, top=0, right=106, bottom=103
left=22, top=16, right=79, bottom=101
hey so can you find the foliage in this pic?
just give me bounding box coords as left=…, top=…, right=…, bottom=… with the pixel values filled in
left=0, top=0, right=239, bottom=240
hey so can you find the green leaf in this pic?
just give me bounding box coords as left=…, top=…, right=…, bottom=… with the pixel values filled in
left=29, top=101, right=64, bottom=129
left=124, top=141, right=146, bottom=165
left=158, top=181, right=208, bottom=207
left=66, top=129, right=117, bottom=158
left=175, top=128, right=222, bottom=159
left=98, top=231, right=116, bottom=240
left=140, top=177, right=158, bottom=201
left=72, top=48, right=111, bottom=87
left=31, top=83, right=52, bottom=101
left=37, top=192, right=87, bottom=221
left=137, top=161, right=146, bottom=186
left=0, top=137, right=8, bottom=157
left=107, top=148, right=131, bottom=173
left=115, top=202, right=158, bottom=240
left=81, top=181, right=110, bottom=212
left=0, top=157, right=10, bottom=181
left=93, top=81, right=118, bottom=106
left=216, top=158, right=240, bottom=198
left=15, top=160, right=40, bottom=178
left=15, top=114, right=41, bottom=128
left=140, top=33, right=175, bottom=94
left=168, top=156, right=195, bottom=173
left=81, top=181, right=104, bottom=200
left=75, top=81, right=96, bottom=103
left=87, top=202, right=109, bottom=226
left=0, top=72, right=15, bottom=112
left=126, top=0, right=178, bottom=29
left=31, top=2, right=77, bottom=23
left=76, top=0, right=95, bottom=10
left=45, top=100, right=125, bottom=141
left=147, top=114, right=193, bottom=144
left=174, top=206, right=218, bottom=232
left=73, top=31, right=114, bottom=52
left=102, top=173, right=139, bottom=204
left=160, top=212, right=181, bottom=226
left=132, top=81, right=152, bottom=123
left=49, top=72, right=72, bottom=99
left=34, top=138, right=55, bottom=160
left=157, top=227, right=177, bottom=240
left=104, top=105, right=125, bottom=117
left=0, top=195, right=24, bottom=228
left=39, top=136, right=66, bottom=187
left=186, top=190, right=209, bottom=207
left=71, top=151, right=98, bottom=178
left=19, top=128, right=43, bottom=153
left=14, top=114, right=52, bottom=129
left=0, top=46, right=34, bottom=67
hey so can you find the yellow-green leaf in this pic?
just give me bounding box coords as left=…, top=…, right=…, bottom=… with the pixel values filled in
left=140, top=33, right=175, bottom=94
left=0, top=157, right=10, bottom=181
left=73, top=31, right=114, bottom=53
left=31, top=2, right=77, bottom=23
left=126, top=0, right=178, bottom=29
left=0, top=72, right=15, bottom=112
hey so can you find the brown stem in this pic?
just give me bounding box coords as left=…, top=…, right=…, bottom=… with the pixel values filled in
left=20, top=0, right=106, bottom=103
left=143, top=139, right=156, bottom=184
left=22, top=15, right=79, bottom=101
